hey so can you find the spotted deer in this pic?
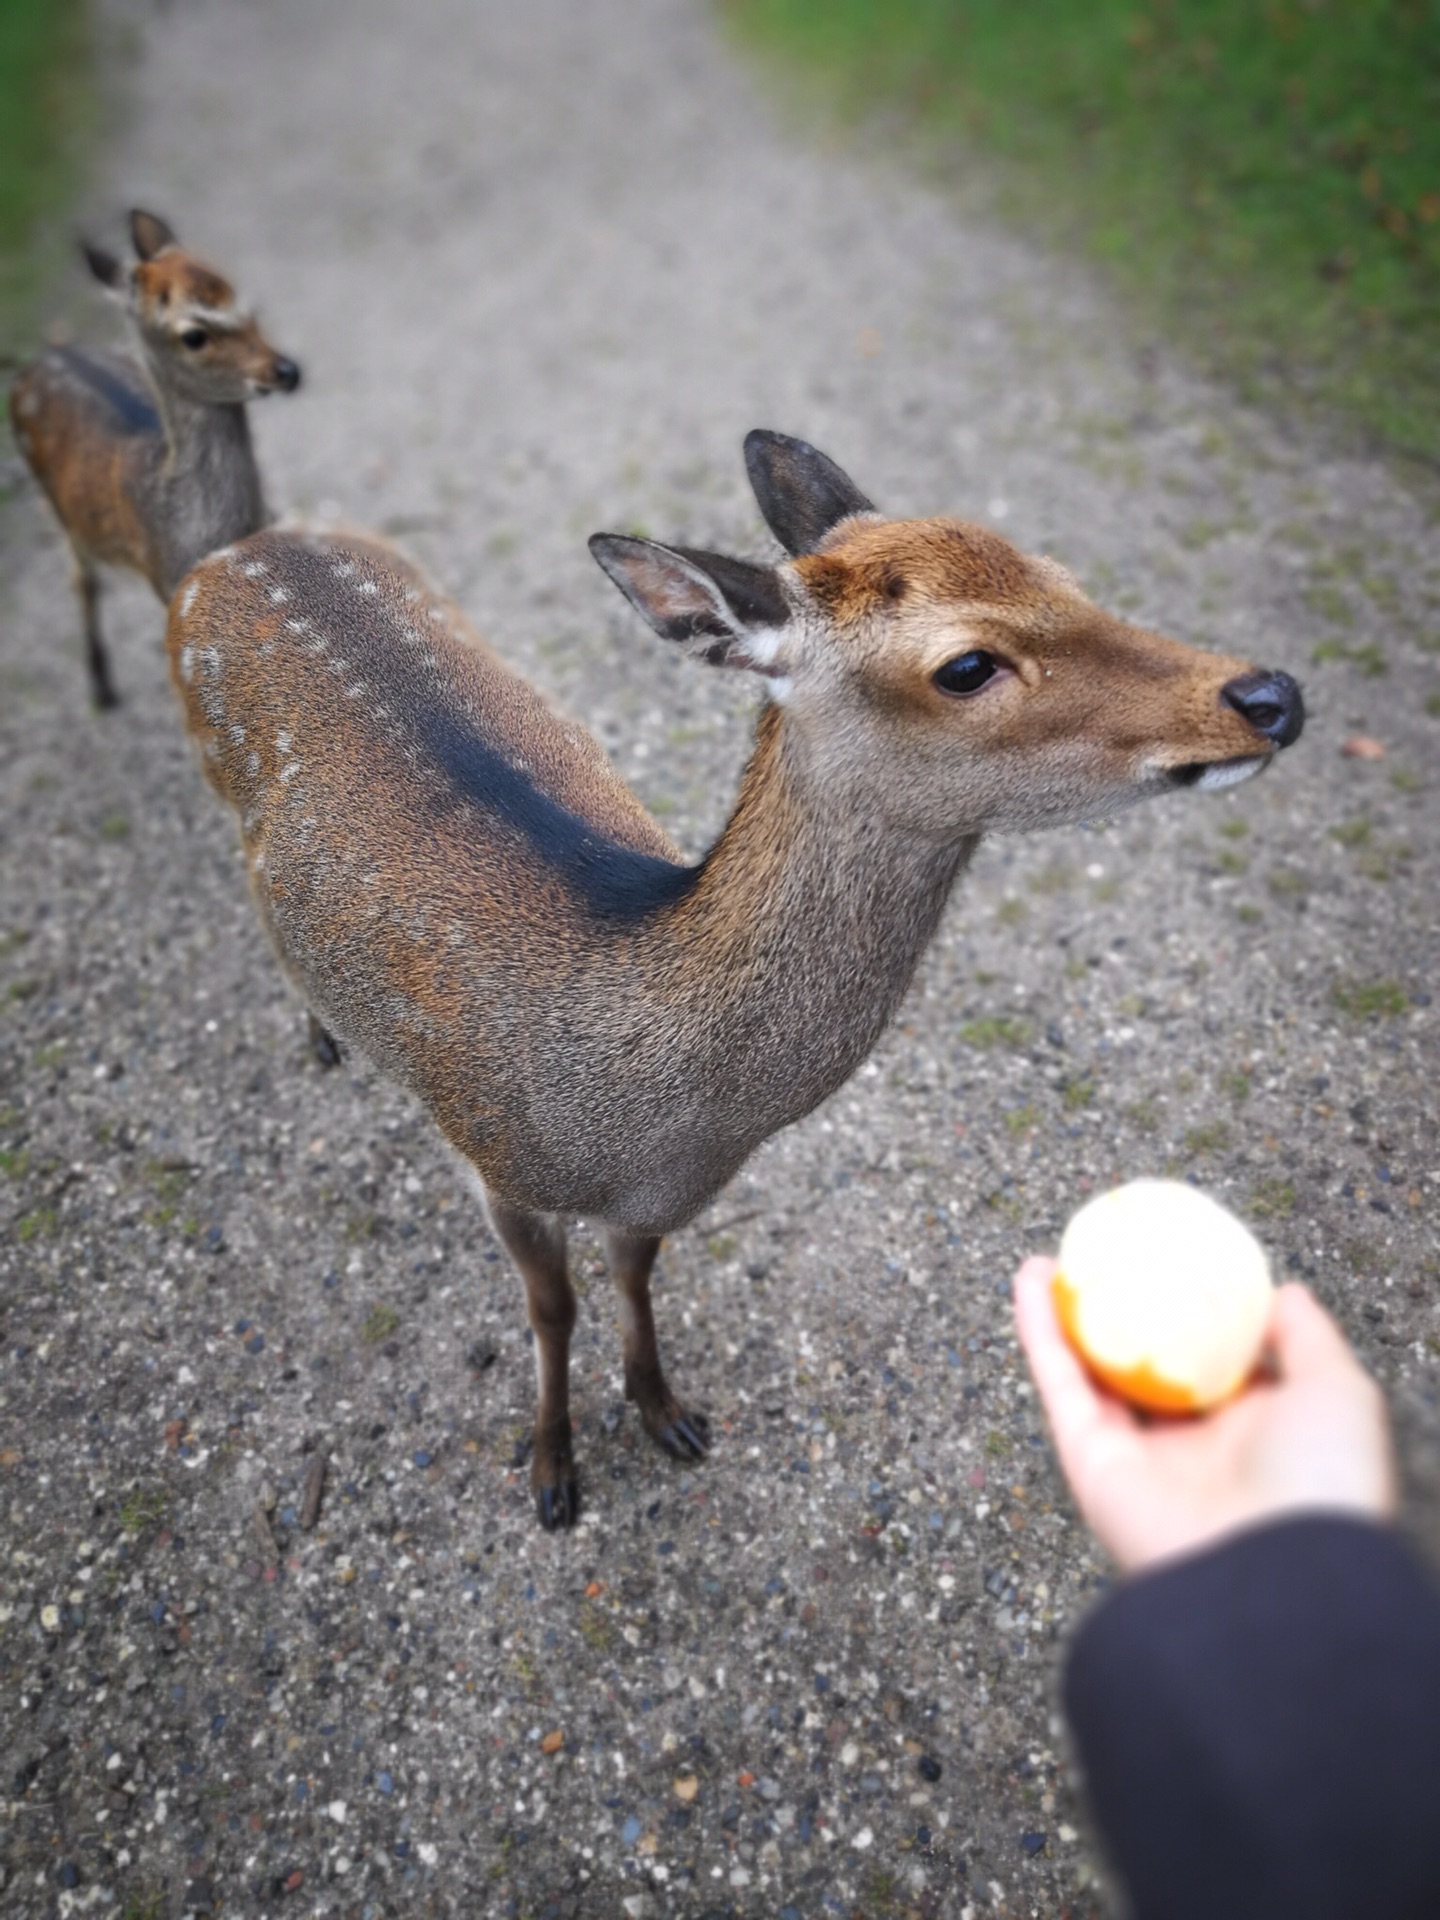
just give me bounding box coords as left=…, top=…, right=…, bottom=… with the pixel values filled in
left=9, top=209, right=300, bottom=709
left=166, top=431, right=1303, bottom=1528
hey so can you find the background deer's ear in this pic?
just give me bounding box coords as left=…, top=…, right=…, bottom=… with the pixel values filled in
left=589, top=535, right=793, bottom=674
left=129, top=209, right=178, bottom=260
left=81, top=242, right=126, bottom=294
left=744, top=429, right=877, bottom=557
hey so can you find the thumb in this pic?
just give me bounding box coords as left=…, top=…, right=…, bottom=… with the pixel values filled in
left=1267, top=1283, right=1364, bottom=1385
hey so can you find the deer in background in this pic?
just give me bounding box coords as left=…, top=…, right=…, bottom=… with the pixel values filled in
left=9, top=209, right=300, bottom=709
left=166, top=431, right=1303, bottom=1528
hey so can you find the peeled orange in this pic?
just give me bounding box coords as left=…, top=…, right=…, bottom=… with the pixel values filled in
left=1054, top=1179, right=1273, bottom=1413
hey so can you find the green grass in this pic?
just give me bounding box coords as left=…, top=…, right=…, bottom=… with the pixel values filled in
left=728, top=0, right=1440, bottom=462
left=362, top=1301, right=400, bottom=1344
left=1332, top=975, right=1410, bottom=1019
left=0, top=0, right=93, bottom=354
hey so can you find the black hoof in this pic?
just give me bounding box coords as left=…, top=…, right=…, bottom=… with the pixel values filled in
left=649, top=1406, right=711, bottom=1463
left=536, top=1479, right=580, bottom=1530
left=308, top=1013, right=342, bottom=1069
left=93, top=682, right=120, bottom=712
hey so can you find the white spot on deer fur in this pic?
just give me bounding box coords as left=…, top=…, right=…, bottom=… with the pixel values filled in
left=279, top=761, right=300, bottom=782
left=285, top=617, right=310, bottom=634
left=268, top=585, right=290, bottom=605
left=768, top=676, right=794, bottom=705
left=346, top=683, right=366, bottom=700
left=275, top=731, right=292, bottom=754
left=745, top=627, right=786, bottom=667
left=178, top=580, right=199, bottom=619
left=356, top=579, right=379, bottom=597
left=246, top=751, right=260, bottom=775
left=332, top=560, right=356, bottom=580
left=229, top=724, right=246, bottom=745
left=179, top=645, right=196, bottom=684
left=240, top=560, right=268, bottom=578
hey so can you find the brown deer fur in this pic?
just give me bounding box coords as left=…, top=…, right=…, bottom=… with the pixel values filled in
left=9, top=209, right=299, bottom=708
left=165, top=431, right=1303, bottom=1528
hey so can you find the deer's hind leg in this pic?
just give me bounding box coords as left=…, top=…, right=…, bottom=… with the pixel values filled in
left=72, top=550, right=118, bottom=711
left=486, top=1192, right=579, bottom=1530
left=606, top=1229, right=710, bottom=1463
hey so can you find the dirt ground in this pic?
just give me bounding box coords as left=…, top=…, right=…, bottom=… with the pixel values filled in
left=1, top=1, right=1437, bottom=1915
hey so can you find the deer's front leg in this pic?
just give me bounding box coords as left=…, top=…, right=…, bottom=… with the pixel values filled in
left=306, top=1010, right=343, bottom=1069
left=607, top=1229, right=710, bottom=1462
left=486, top=1194, right=579, bottom=1530
left=73, top=552, right=118, bottom=711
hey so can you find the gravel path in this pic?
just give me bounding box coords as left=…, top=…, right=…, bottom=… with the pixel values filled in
left=2, top=2, right=1438, bottom=1915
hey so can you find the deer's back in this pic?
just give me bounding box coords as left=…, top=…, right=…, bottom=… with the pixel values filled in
left=10, top=348, right=164, bottom=584
left=168, top=528, right=719, bottom=1214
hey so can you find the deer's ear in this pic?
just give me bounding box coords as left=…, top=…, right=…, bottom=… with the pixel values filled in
left=589, top=535, right=793, bottom=674
left=81, top=242, right=126, bottom=293
left=129, top=209, right=178, bottom=260
left=744, top=429, right=877, bottom=557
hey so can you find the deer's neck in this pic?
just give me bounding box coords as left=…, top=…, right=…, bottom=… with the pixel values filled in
left=665, top=704, right=977, bottom=1130
left=143, top=371, right=267, bottom=595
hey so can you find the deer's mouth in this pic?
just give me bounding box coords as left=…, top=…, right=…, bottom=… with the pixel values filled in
left=1168, top=753, right=1271, bottom=792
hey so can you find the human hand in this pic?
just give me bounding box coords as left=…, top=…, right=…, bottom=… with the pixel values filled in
left=1013, top=1256, right=1396, bottom=1574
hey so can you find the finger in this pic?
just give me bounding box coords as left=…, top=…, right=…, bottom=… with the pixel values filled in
left=1013, top=1259, right=1138, bottom=1463
left=1268, top=1283, right=1369, bottom=1385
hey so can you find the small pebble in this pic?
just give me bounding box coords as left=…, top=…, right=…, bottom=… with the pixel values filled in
left=918, top=1753, right=942, bottom=1783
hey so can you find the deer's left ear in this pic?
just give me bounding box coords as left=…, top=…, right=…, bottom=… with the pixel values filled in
left=589, top=535, right=793, bottom=675
left=744, top=429, right=877, bottom=557
left=129, top=209, right=178, bottom=260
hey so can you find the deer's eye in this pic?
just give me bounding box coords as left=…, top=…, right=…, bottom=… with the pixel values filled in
left=933, top=651, right=999, bottom=697
left=180, top=326, right=209, bottom=351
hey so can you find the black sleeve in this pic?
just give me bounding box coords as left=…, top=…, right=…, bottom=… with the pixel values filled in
left=1064, top=1514, right=1440, bottom=1920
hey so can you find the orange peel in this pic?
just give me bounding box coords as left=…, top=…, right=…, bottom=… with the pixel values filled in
left=1054, top=1179, right=1272, bottom=1413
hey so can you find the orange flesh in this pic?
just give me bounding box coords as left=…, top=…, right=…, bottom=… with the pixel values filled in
left=1052, top=1269, right=1207, bottom=1415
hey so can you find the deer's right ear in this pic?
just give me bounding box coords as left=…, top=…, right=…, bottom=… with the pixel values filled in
left=81, top=242, right=126, bottom=293
left=129, top=209, right=178, bottom=260
left=589, top=535, right=792, bottom=673
left=744, top=429, right=877, bottom=557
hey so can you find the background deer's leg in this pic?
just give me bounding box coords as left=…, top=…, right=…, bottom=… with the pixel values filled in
left=606, top=1229, right=710, bottom=1462
left=486, top=1193, right=579, bottom=1529
left=306, top=1010, right=342, bottom=1069
left=73, top=551, right=118, bottom=710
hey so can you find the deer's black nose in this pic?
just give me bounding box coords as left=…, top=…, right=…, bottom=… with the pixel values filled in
left=272, top=357, right=301, bottom=393
left=1221, top=669, right=1304, bottom=749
